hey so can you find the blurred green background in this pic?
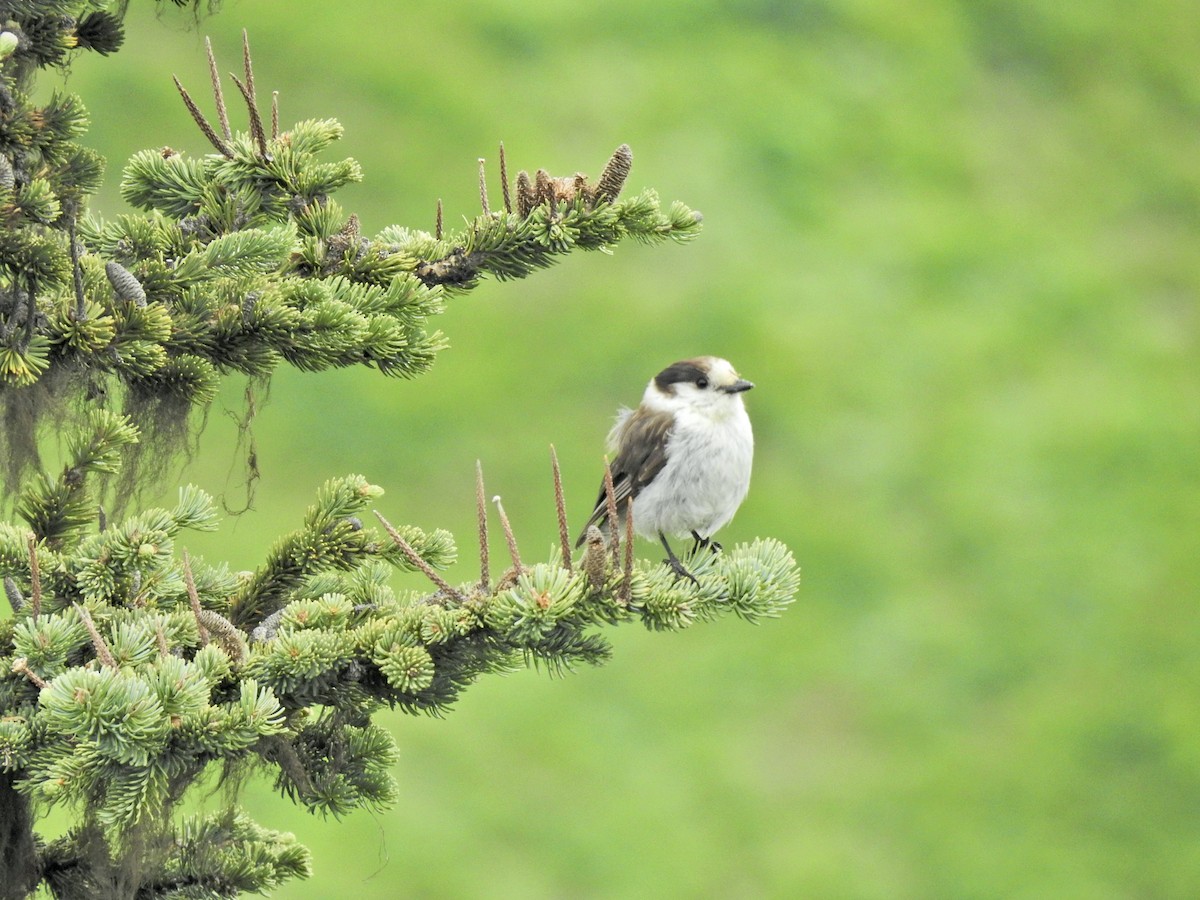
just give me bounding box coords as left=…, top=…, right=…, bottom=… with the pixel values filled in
left=30, top=0, right=1200, bottom=896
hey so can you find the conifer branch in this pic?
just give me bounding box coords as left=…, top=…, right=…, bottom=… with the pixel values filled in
left=373, top=510, right=464, bottom=602
left=475, top=460, right=489, bottom=591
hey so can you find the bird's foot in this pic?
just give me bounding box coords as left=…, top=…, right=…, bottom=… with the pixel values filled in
left=688, top=531, right=722, bottom=556
left=660, top=532, right=700, bottom=585
left=663, top=555, right=700, bottom=586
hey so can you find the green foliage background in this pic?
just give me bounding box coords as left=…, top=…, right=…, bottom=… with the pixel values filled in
left=29, top=0, right=1200, bottom=896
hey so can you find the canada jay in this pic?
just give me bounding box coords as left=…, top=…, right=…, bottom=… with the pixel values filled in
left=576, top=356, right=754, bottom=581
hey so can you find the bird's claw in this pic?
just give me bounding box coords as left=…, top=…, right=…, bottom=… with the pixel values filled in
left=663, top=556, right=700, bottom=586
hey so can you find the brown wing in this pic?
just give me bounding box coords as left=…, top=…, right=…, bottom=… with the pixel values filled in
left=575, top=407, right=673, bottom=545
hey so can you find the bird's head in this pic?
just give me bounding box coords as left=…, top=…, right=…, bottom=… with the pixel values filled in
left=643, top=356, right=753, bottom=418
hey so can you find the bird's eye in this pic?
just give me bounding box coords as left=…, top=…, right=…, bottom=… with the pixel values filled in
left=696, top=376, right=709, bottom=389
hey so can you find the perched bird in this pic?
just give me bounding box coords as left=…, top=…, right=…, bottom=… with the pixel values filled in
left=576, top=356, right=755, bottom=581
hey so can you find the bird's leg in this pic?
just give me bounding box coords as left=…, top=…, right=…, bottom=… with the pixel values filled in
left=688, top=530, right=721, bottom=556
left=659, top=532, right=699, bottom=585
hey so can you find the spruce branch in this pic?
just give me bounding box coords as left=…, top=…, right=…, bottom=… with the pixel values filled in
left=0, top=17, right=765, bottom=899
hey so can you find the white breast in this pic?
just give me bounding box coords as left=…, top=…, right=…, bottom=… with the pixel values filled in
left=631, top=401, right=754, bottom=540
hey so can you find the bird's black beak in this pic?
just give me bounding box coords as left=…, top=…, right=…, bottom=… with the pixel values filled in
left=721, top=379, right=754, bottom=394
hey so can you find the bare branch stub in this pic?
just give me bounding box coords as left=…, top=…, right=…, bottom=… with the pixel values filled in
left=75, top=604, right=116, bottom=669
left=172, top=74, right=233, bottom=158
left=374, top=510, right=466, bottom=603
left=229, top=73, right=269, bottom=159
left=550, top=445, right=571, bottom=573
left=11, top=658, right=47, bottom=690
left=435, top=198, right=444, bottom=240
left=602, top=457, right=620, bottom=566
left=621, top=496, right=635, bottom=603
left=66, top=201, right=86, bottom=321
left=205, top=36, right=232, bottom=141
left=478, top=158, right=490, bottom=216
left=492, top=495, right=523, bottom=573
left=26, top=534, right=41, bottom=622
left=241, top=28, right=256, bottom=108
left=475, top=460, right=490, bottom=591
left=181, top=549, right=210, bottom=645
left=499, top=142, right=512, bottom=213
